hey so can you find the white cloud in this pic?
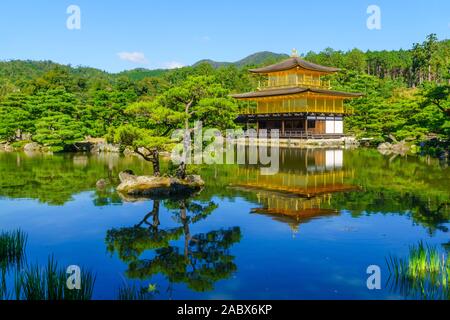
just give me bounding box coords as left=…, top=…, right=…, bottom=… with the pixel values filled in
left=163, top=61, right=185, bottom=69
left=117, top=52, right=148, bottom=64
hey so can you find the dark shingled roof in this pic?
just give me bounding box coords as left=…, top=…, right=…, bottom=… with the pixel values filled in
left=248, top=57, right=340, bottom=74
left=232, top=87, right=363, bottom=99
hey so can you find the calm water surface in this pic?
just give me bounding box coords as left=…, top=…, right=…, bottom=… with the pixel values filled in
left=0, top=148, right=449, bottom=299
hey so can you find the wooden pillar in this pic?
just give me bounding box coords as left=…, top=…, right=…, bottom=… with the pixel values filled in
left=305, top=118, right=308, bottom=136
left=256, top=121, right=259, bottom=135
left=281, top=120, right=285, bottom=135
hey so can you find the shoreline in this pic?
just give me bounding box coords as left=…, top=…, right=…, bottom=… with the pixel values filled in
left=1, top=138, right=448, bottom=162
left=233, top=136, right=357, bottom=148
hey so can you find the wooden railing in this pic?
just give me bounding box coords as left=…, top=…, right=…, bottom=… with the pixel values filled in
left=241, top=105, right=354, bottom=115
left=260, top=78, right=331, bottom=90
left=281, top=131, right=312, bottom=139
left=244, top=130, right=345, bottom=139
left=281, top=131, right=345, bottom=139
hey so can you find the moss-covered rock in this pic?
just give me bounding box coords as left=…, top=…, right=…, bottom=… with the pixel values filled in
left=117, top=170, right=204, bottom=198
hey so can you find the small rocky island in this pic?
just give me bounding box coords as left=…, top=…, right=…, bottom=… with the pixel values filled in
left=117, top=170, right=205, bottom=198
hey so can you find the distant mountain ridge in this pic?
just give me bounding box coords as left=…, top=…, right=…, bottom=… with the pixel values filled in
left=194, top=51, right=289, bottom=68
left=0, top=60, right=166, bottom=82
left=0, top=51, right=289, bottom=83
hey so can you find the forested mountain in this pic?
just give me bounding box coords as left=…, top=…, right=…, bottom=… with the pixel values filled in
left=194, top=51, right=289, bottom=68
left=0, top=60, right=110, bottom=82
left=0, top=34, right=448, bottom=154
left=115, top=68, right=169, bottom=81
left=304, top=36, right=450, bottom=87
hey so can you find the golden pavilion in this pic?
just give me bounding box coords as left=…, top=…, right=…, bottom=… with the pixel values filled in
left=232, top=50, right=363, bottom=139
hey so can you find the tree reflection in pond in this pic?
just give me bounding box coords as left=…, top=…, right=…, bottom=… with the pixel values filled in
left=106, top=198, right=241, bottom=293
left=106, top=200, right=183, bottom=263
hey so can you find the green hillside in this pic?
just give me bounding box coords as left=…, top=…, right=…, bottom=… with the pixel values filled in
left=115, top=68, right=169, bottom=81
left=194, top=51, right=289, bottom=68
left=0, top=34, right=448, bottom=157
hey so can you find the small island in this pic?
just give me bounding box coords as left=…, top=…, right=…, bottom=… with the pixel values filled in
left=116, top=170, right=204, bottom=198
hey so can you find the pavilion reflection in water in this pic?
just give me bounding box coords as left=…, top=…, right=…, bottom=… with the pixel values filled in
left=233, top=149, right=360, bottom=233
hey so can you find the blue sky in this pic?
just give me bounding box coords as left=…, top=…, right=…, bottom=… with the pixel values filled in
left=0, top=0, right=448, bottom=72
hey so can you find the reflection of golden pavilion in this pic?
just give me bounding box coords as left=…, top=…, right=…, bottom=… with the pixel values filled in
left=232, top=149, right=360, bottom=233
left=237, top=169, right=357, bottom=198
left=251, top=191, right=339, bottom=233
left=235, top=149, right=358, bottom=198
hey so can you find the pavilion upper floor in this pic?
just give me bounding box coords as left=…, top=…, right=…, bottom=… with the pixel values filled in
left=259, top=71, right=332, bottom=90
left=248, top=55, right=340, bottom=90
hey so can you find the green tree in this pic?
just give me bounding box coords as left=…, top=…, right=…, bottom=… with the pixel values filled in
left=33, top=114, right=85, bottom=152
left=421, top=81, right=450, bottom=118
left=0, top=93, right=31, bottom=141
left=110, top=124, right=172, bottom=176
left=83, top=89, right=137, bottom=136
left=125, top=75, right=238, bottom=175
left=344, top=48, right=367, bottom=73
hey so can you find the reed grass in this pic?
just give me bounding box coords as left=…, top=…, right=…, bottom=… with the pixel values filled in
left=15, top=256, right=96, bottom=300
left=117, top=283, right=157, bottom=300
left=0, top=230, right=96, bottom=300
left=0, top=229, right=27, bottom=270
left=386, top=242, right=449, bottom=300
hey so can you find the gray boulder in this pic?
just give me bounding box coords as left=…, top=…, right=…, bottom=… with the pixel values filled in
left=117, top=170, right=204, bottom=199
left=96, top=179, right=108, bottom=189
left=23, top=142, right=42, bottom=152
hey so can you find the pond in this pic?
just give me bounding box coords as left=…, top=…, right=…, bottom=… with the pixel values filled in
left=0, top=148, right=449, bottom=300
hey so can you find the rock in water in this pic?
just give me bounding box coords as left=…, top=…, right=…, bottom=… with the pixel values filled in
left=184, top=175, right=205, bottom=186
left=117, top=171, right=205, bottom=198
left=96, top=179, right=108, bottom=189
left=4, top=144, right=14, bottom=152
left=23, top=142, right=42, bottom=152
left=377, top=141, right=410, bottom=156
left=377, top=142, right=392, bottom=150
left=119, top=170, right=136, bottom=183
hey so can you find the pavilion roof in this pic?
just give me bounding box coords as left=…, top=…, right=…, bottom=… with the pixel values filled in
left=231, top=87, right=364, bottom=100
left=248, top=57, right=340, bottom=74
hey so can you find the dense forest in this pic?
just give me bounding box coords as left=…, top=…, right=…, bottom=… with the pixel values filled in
left=0, top=34, right=448, bottom=156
